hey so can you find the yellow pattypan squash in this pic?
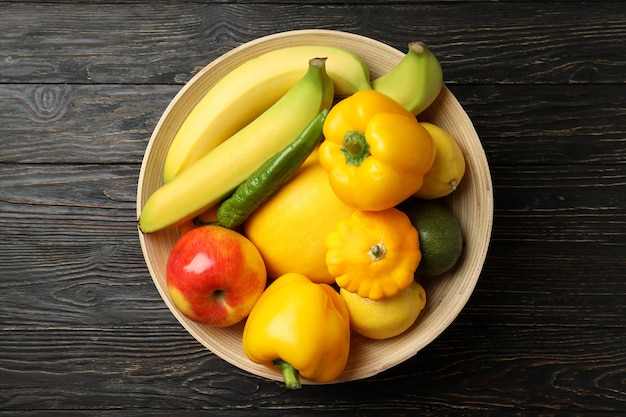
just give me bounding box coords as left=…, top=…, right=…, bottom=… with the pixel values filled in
left=325, top=208, right=421, bottom=300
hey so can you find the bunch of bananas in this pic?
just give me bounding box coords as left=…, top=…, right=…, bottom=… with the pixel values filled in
left=139, top=41, right=443, bottom=234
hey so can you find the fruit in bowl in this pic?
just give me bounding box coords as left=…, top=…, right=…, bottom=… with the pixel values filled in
left=166, top=225, right=267, bottom=327
left=137, top=29, right=493, bottom=386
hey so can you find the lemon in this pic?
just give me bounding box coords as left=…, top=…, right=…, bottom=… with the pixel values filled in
left=415, top=122, right=466, bottom=199
left=399, top=198, right=463, bottom=277
left=340, top=281, right=427, bottom=340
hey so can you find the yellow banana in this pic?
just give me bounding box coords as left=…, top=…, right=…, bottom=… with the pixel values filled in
left=372, top=41, right=443, bottom=115
left=139, top=58, right=334, bottom=234
left=163, top=45, right=371, bottom=183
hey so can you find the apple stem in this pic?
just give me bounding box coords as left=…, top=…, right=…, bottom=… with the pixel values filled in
left=273, top=359, right=302, bottom=390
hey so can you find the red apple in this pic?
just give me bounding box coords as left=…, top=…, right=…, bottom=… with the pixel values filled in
left=166, top=225, right=267, bottom=327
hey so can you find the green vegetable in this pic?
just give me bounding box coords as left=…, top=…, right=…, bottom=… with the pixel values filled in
left=199, top=108, right=328, bottom=229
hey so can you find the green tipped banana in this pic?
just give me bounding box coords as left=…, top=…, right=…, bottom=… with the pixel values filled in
left=138, top=57, right=334, bottom=234
left=372, top=41, right=443, bottom=115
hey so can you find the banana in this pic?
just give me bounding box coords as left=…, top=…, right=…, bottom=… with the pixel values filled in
left=139, top=58, right=334, bottom=234
left=163, top=45, right=371, bottom=183
left=371, top=41, right=443, bottom=115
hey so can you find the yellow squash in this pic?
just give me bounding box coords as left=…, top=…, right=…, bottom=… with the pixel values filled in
left=326, top=208, right=421, bottom=300
left=243, top=151, right=354, bottom=284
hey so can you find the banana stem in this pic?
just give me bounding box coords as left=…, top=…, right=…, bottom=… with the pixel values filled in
left=341, top=130, right=370, bottom=166
left=408, top=41, right=427, bottom=54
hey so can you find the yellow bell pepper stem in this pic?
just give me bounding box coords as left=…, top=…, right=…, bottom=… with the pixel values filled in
left=341, top=130, right=370, bottom=166
left=273, top=359, right=302, bottom=390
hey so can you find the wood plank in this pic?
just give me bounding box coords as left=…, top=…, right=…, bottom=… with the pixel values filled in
left=0, top=2, right=624, bottom=85
left=0, top=84, right=177, bottom=164
left=1, top=325, right=625, bottom=413
left=0, top=240, right=170, bottom=327
left=1, top=84, right=625, bottom=165
left=0, top=164, right=139, bottom=242
left=4, top=162, right=625, bottom=243
left=455, top=84, right=626, bottom=166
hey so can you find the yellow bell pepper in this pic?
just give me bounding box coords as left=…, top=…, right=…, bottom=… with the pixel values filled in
left=242, top=273, right=350, bottom=389
left=319, top=89, right=436, bottom=211
left=325, top=208, right=421, bottom=300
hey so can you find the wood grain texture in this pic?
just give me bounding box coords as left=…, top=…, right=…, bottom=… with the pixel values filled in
left=1, top=84, right=624, bottom=165
left=2, top=326, right=625, bottom=413
left=0, top=2, right=624, bottom=84
left=1, top=0, right=626, bottom=415
left=0, top=84, right=175, bottom=164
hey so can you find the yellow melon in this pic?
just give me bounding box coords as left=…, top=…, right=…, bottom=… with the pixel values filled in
left=243, top=153, right=354, bottom=284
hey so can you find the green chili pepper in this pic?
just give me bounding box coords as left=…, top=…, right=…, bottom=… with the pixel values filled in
left=198, top=108, right=328, bottom=229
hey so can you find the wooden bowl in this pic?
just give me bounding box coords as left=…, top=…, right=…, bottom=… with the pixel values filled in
left=137, top=29, right=493, bottom=384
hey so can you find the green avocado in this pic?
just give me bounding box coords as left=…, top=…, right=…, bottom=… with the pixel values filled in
left=398, top=198, right=464, bottom=277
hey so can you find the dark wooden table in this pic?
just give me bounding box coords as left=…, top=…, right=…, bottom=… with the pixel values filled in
left=2, top=1, right=625, bottom=415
